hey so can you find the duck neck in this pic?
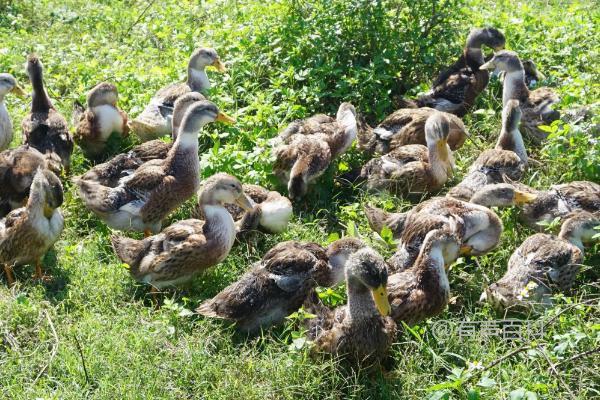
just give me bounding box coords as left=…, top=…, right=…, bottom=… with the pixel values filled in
left=464, top=47, right=484, bottom=71
left=26, top=179, right=47, bottom=218
left=496, top=126, right=527, bottom=164
left=558, top=227, right=585, bottom=253
left=502, top=70, right=528, bottom=106
left=336, top=111, right=357, bottom=154
left=187, top=66, right=209, bottom=92
left=29, top=67, right=53, bottom=113
left=201, top=203, right=236, bottom=256
left=165, top=130, right=200, bottom=178
left=346, top=274, right=378, bottom=321
left=427, top=141, right=452, bottom=185
left=416, top=246, right=450, bottom=294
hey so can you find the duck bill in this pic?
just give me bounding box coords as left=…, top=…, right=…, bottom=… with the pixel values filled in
left=212, top=58, right=227, bottom=73
left=236, top=194, right=254, bottom=212
left=371, top=285, right=391, bottom=316
left=459, top=245, right=473, bottom=256
left=513, top=190, right=537, bottom=205
left=216, top=111, right=235, bottom=125
left=11, top=84, right=27, bottom=97
left=479, top=60, right=496, bottom=70
left=43, top=204, right=54, bottom=218
left=436, top=139, right=450, bottom=163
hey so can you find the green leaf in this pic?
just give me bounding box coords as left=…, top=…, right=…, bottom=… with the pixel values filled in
left=477, top=376, right=496, bottom=388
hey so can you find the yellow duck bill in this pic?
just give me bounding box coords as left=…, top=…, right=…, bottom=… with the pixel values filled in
left=371, top=285, right=391, bottom=316
left=216, top=111, right=236, bottom=125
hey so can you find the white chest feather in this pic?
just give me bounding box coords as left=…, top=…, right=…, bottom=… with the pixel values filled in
left=259, top=198, right=293, bottom=233
left=0, top=101, right=13, bottom=149
left=92, top=105, right=124, bottom=140
left=32, top=209, right=64, bottom=245
left=204, top=205, right=236, bottom=256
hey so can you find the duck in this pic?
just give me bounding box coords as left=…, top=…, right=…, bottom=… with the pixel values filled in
left=480, top=211, right=600, bottom=310
left=303, top=245, right=396, bottom=365
left=130, top=48, right=226, bottom=141
left=77, top=100, right=234, bottom=236
left=360, top=111, right=454, bottom=196
left=365, top=197, right=503, bottom=272
left=400, top=27, right=505, bottom=116
left=194, top=183, right=293, bottom=235
left=0, top=145, right=62, bottom=218
left=480, top=50, right=559, bottom=143
left=21, top=54, right=74, bottom=172
left=196, top=238, right=364, bottom=333
left=359, top=108, right=467, bottom=155
left=498, top=59, right=546, bottom=89
left=0, top=73, right=26, bottom=151
left=447, top=99, right=527, bottom=201
left=272, top=103, right=357, bottom=199
left=111, top=173, right=253, bottom=294
left=0, top=168, right=64, bottom=285
left=388, top=228, right=461, bottom=324
left=72, top=82, right=129, bottom=158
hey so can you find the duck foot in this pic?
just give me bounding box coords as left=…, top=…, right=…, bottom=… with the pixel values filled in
left=3, top=265, right=15, bottom=286
left=150, top=286, right=161, bottom=308
left=144, top=229, right=152, bottom=238
left=33, top=262, right=52, bottom=283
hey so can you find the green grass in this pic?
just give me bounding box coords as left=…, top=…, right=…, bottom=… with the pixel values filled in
left=1, top=0, right=599, bottom=398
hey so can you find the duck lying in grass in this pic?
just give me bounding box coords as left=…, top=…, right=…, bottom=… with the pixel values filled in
left=365, top=196, right=503, bottom=271
left=21, top=55, right=73, bottom=172
left=0, top=145, right=62, bottom=218
left=73, top=82, right=129, bottom=159
left=448, top=99, right=528, bottom=201
left=480, top=211, right=600, bottom=310
left=388, top=228, right=461, bottom=324
left=400, top=27, right=505, bottom=116
left=111, top=173, right=252, bottom=296
left=272, top=103, right=357, bottom=199
left=480, top=50, right=559, bottom=143
left=194, top=183, right=293, bottom=235
left=303, top=244, right=395, bottom=365
left=196, top=238, right=363, bottom=333
left=360, top=112, right=454, bottom=196
left=358, top=108, right=467, bottom=155
left=0, top=73, right=26, bottom=151
left=130, top=48, right=226, bottom=141
left=0, top=168, right=64, bottom=285
left=77, top=101, right=234, bottom=236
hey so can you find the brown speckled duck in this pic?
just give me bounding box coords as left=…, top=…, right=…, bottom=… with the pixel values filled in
left=360, top=112, right=454, bottom=196
left=359, top=108, right=467, bottom=154
left=194, top=184, right=293, bottom=235
left=130, top=48, right=226, bottom=141
left=21, top=55, right=74, bottom=172
left=388, top=229, right=461, bottom=324
left=303, top=245, right=396, bottom=365
left=73, top=82, right=129, bottom=158
left=272, top=103, right=357, bottom=199
left=77, top=101, right=234, bottom=235
left=0, top=145, right=62, bottom=218
left=0, top=168, right=64, bottom=285
left=111, top=173, right=252, bottom=293
left=0, top=73, right=26, bottom=151
left=480, top=50, right=559, bottom=143
left=196, top=239, right=363, bottom=333
left=480, top=211, right=599, bottom=310
left=448, top=99, right=528, bottom=201
left=402, top=28, right=505, bottom=116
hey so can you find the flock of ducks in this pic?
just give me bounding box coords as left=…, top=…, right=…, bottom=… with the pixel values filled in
left=0, top=27, right=598, bottom=366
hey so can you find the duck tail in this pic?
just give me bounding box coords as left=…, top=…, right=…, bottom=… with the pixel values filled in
left=110, top=234, right=147, bottom=270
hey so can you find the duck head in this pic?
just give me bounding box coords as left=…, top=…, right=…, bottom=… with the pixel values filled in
left=470, top=183, right=538, bottom=207
left=346, top=247, right=391, bottom=316
left=189, top=47, right=226, bottom=73
left=480, top=50, right=523, bottom=73
left=558, top=211, right=600, bottom=251
left=29, top=168, right=64, bottom=218
left=86, top=82, right=119, bottom=108
left=425, top=111, right=454, bottom=176
left=198, top=173, right=253, bottom=211
left=467, top=27, right=506, bottom=51
left=522, top=59, right=546, bottom=82
left=0, top=73, right=26, bottom=98
left=326, top=237, right=365, bottom=286
left=179, top=100, right=235, bottom=135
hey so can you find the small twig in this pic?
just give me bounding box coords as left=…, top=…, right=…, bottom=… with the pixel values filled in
left=73, top=334, right=91, bottom=386
left=554, top=346, right=600, bottom=369
left=538, top=345, right=577, bottom=400
left=125, top=0, right=157, bottom=36
left=479, top=344, right=532, bottom=375
left=33, top=310, right=59, bottom=385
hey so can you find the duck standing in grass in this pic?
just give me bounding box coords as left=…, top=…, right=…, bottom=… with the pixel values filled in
left=388, top=229, right=461, bottom=324
left=111, top=173, right=252, bottom=295
left=303, top=245, right=396, bottom=365
left=21, top=55, right=74, bottom=172
left=400, top=27, right=505, bottom=116
left=0, top=168, right=64, bottom=285
left=0, top=73, right=27, bottom=151
left=196, top=238, right=364, bottom=333
left=448, top=99, right=529, bottom=201
left=0, top=145, right=62, bottom=217
left=73, top=82, right=129, bottom=159
left=480, top=211, right=600, bottom=310
left=360, top=111, right=454, bottom=196
left=77, top=100, right=234, bottom=236
left=480, top=50, right=559, bottom=143
left=359, top=108, right=467, bottom=155
left=272, top=103, right=357, bottom=199
left=130, top=48, right=226, bottom=141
